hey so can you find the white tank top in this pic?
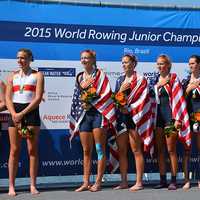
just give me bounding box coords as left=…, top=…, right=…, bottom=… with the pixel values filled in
left=12, top=69, right=37, bottom=103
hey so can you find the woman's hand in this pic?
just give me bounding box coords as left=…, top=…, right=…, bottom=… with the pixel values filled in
left=12, top=112, right=24, bottom=124
left=186, top=82, right=199, bottom=94
left=81, top=102, right=92, bottom=110
left=119, top=82, right=130, bottom=92
left=174, top=120, right=181, bottom=130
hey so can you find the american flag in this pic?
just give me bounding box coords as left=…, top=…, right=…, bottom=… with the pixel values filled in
left=164, top=73, right=191, bottom=147
left=128, top=73, right=154, bottom=152
left=69, top=68, right=117, bottom=139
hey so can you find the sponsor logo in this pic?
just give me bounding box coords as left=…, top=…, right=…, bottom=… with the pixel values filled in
left=39, top=67, right=76, bottom=77
left=143, top=71, right=159, bottom=81
left=42, top=114, right=70, bottom=123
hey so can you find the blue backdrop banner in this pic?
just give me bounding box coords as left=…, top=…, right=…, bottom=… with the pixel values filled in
left=0, top=0, right=199, bottom=179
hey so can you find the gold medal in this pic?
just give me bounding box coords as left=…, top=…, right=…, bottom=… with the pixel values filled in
left=19, top=85, right=24, bottom=94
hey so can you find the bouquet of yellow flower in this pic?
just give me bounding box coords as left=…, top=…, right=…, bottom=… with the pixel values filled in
left=191, top=110, right=200, bottom=132
left=164, top=120, right=179, bottom=137
left=111, top=91, right=127, bottom=109
left=192, top=111, right=200, bottom=122
left=80, top=86, right=98, bottom=110
left=17, top=121, right=34, bottom=139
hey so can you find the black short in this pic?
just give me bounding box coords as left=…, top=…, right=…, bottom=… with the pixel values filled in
left=156, top=104, right=172, bottom=129
left=116, top=112, right=136, bottom=134
left=8, top=103, right=41, bottom=127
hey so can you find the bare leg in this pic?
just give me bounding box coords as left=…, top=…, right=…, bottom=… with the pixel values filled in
left=156, top=128, right=166, bottom=177
left=27, top=126, right=40, bottom=195
left=166, top=133, right=178, bottom=190
left=166, top=133, right=178, bottom=177
left=89, top=128, right=106, bottom=192
left=75, top=131, right=93, bottom=192
left=182, top=147, right=191, bottom=190
left=8, top=127, right=22, bottom=196
left=129, top=129, right=144, bottom=191
left=154, top=128, right=167, bottom=188
left=197, top=133, right=200, bottom=189
left=113, top=132, right=129, bottom=190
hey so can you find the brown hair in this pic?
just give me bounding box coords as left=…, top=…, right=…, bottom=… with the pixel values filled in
left=123, top=54, right=138, bottom=67
left=189, top=55, right=200, bottom=64
left=81, top=49, right=96, bottom=65
left=18, top=48, right=34, bottom=62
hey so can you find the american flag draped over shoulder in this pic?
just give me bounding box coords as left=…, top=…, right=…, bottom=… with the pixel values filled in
left=163, top=73, right=191, bottom=147
left=128, top=73, right=154, bottom=152
left=69, top=68, right=117, bottom=139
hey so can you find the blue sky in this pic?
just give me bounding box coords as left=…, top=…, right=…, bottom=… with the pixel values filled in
left=43, top=0, right=200, bottom=7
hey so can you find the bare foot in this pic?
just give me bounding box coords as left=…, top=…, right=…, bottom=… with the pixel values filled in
left=182, top=181, right=190, bottom=190
left=129, top=184, right=144, bottom=192
left=113, top=183, right=128, bottom=190
left=30, top=185, right=40, bottom=195
left=8, top=187, right=16, bottom=196
left=75, top=184, right=90, bottom=192
left=89, top=183, right=101, bottom=192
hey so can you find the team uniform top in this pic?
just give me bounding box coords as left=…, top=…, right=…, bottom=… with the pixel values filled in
left=12, top=70, right=37, bottom=104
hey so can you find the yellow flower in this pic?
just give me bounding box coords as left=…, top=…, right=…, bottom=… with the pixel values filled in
left=88, top=87, right=96, bottom=95
left=115, top=92, right=125, bottom=102
left=194, top=112, right=200, bottom=122
left=120, top=99, right=127, bottom=106
left=81, top=92, right=88, bottom=101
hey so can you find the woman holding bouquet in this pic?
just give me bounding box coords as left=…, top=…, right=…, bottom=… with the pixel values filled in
left=152, top=54, right=191, bottom=190
left=6, top=48, right=44, bottom=196
left=113, top=54, right=153, bottom=191
left=69, top=49, right=116, bottom=192
left=182, top=55, right=200, bottom=189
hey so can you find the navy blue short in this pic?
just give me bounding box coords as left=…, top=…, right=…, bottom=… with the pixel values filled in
left=79, top=108, right=103, bottom=132
left=8, top=103, right=41, bottom=127
left=116, top=112, right=136, bottom=134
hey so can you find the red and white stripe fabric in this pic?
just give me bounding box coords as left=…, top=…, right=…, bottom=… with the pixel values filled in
left=92, top=69, right=117, bottom=128
left=128, top=73, right=154, bottom=152
left=195, top=85, right=200, bottom=95
left=164, top=73, right=191, bottom=147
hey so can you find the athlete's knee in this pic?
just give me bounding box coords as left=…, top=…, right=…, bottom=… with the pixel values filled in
left=28, top=147, right=38, bottom=157
left=167, top=148, right=176, bottom=156
left=132, top=147, right=142, bottom=155
left=95, top=143, right=105, bottom=160
left=82, top=148, right=92, bottom=156
left=10, top=146, right=20, bottom=157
